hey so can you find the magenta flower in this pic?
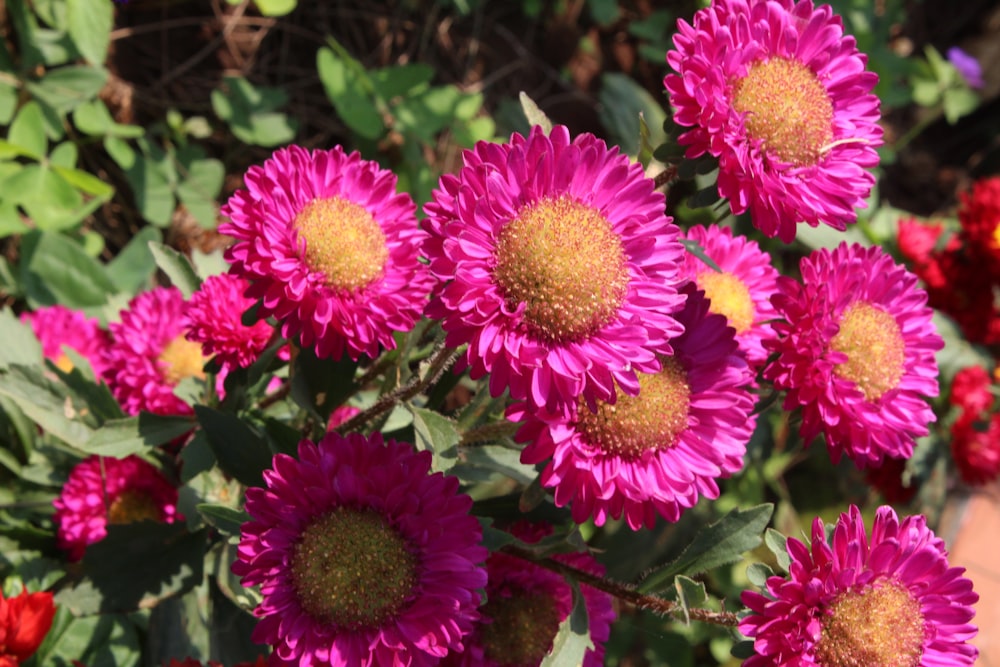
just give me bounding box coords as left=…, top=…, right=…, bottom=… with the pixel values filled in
left=442, top=521, right=615, bottom=667
left=220, top=145, right=435, bottom=361
left=103, top=287, right=208, bottom=417
left=424, top=125, right=687, bottom=414
left=232, top=431, right=487, bottom=666
left=680, top=224, right=779, bottom=370
left=184, top=273, right=275, bottom=372
left=53, top=455, right=181, bottom=561
left=664, top=0, right=883, bottom=242
left=741, top=505, right=979, bottom=666
left=764, top=243, right=943, bottom=468
left=511, top=287, right=754, bottom=529
left=21, top=304, right=111, bottom=376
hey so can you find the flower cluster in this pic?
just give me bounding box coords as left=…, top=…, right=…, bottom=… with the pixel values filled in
left=0, top=588, right=55, bottom=667
left=949, top=365, right=1000, bottom=485
left=21, top=305, right=110, bottom=376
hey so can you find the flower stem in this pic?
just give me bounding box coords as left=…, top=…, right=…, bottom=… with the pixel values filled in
left=503, top=544, right=740, bottom=627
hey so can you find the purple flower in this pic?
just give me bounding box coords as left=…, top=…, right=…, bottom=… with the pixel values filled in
left=947, top=47, right=984, bottom=89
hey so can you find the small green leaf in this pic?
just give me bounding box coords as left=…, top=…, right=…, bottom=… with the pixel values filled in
left=19, top=230, right=116, bottom=308
left=746, top=562, right=774, bottom=587
left=53, top=165, right=114, bottom=198
left=764, top=528, right=791, bottom=572
left=0, top=364, right=93, bottom=449
left=253, top=0, right=297, bottom=16
left=587, top=0, right=620, bottom=24
left=194, top=406, right=273, bottom=487
left=84, top=414, right=194, bottom=457
left=540, top=582, right=593, bottom=667
left=8, top=101, right=48, bottom=158
left=66, top=0, right=113, bottom=65
left=106, top=226, right=160, bottom=294
left=125, top=152, right=175, bottom=226
left=942, top=87, right=979, bottom=124
left=26, top=65, right=109, bottom=114
left=316, top=45, right=384, bottom=140
left=638, top=504, right=774, bottom=593
left=176, top=147, right=224, bottom=228
left=197, top=503, right=251, bottom=537
left=371, top=63, right=435, bottom=100
left=148, top=241, right=201, bottom=298
left=518, top=91, right=552, bottom=134
left=408, top=405, right=460, bottom=473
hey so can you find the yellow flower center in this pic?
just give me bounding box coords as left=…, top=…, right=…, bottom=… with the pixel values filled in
left=698, top=270, right=754, bottom=333
left=814, top=581, right=925, bottom=667
left=54, top=353, right=75, bottom=374
left=575, top=357, right=691, bottom=460
left=480, top=589, right=562, bottom=666
left=290, top=507, right=418, bottom=630
left=107, top=489, right=162, bottom=525
left=158, top=335, right=208, bottom=385
left=493, top=195, right=630, bottom=343
left=294, top=196, right=389, bottom=292
left=991, top=221, right=1000, bottom=249
left=732, top=57, right=834, bottom=166
left=830, top=302, right=905, bottom=401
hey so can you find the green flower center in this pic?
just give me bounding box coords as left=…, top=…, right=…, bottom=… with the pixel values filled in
left=290, top=507, right=418, bottom=630
left=830, top=302, right=905, bottom=401
left=732, top=57, right=834, bottom=166
left=158, top=335, right=207, bottom=385
left=698, top=270, right=754, bottom=333
left=294, top=196, right=389, bottom=292
left=493, top=195, right=630, bottom=343
left=480, top=589, right=562, bottom=667
left=107, top=489, right=161, bottom=525
left=814, top=580, right=925, bottom=667
left=575, top=357, right=691, bottom=460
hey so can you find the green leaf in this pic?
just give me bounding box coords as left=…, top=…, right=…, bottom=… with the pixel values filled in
left=671, top=575, right=708, bottom=625
left=148, top=241, right=201, bottom=297
left=30, top=607, right=141, bottom=667
left=56, top=522, right=206, bottom=614
left=540, top=582, right=593, bottom=666
left=764, top=527, right=791, bottom=572
left=211, top=76, right=297, bottom=147
left=84, top=413, right=194, bottom=457
left=289, top=346, right=359, bottom=421
left=125, top=151, right=175, bottom=226
left=19, top=230, right=116, bottom=308
left=26, top=65, right=109, bottom=114
left=253, top=0, right=297, bottom=16
left=176, top=146, right=224, bottom=227
left=53, top=165, right=114, bottom=198
left=194, top=406, right=273, bottom=487
left=8, top=101, right=48, bottom=158
left=49, top=359, right=124, bottom=423
left=680, top=238, right=722, bottom=273
left=0, top=309, right=43, bottom=370
left=587, top=0, right=620, bottom=25
left=197, top=503, right=251, bottom=537
left=106, top=225, right=160, bottom=294
left=637, top=504, right=774, bottom=593
left=746, top=562, right=774, bottom=587
left=518, top=91, right=552, bottom=134
left=942, top=87, right=979, bottom=124
left=0, top=83, right=18, bottom=125
left=316, top=45, right=384, bottom=140
left=0, top=365, right=93, bottom=449
left=179, top=429, right=216, bottom=483
left=371, top=63, right=435, bottom=100
left=4, top=164, right=86, bottom=231
left=408, top=405, right=460, bottom=473
left=66, top=0, right=113, bottom=65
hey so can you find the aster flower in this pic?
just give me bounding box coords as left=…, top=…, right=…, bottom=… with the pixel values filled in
left=664, top=0, right=882, bottom=242
left=52, top=454, right=181, bottom=561
left=0, top=587, right=55, bottom=667
left=221, top=145, right=435, bottom=361
left=233, top=431, right=487, bottom=666
left=21, top=304, right=110, bottom=376
left=950, top=365, right=994, bottom=415
left=764, top=243, right=943, bottom=468
left=680, top=224, right=778, bottom=369
left=183, top=273, right=275, bottom=372
left=511, top=286, right=754, bottom=529
left=103, top=287, right=208, bottom=417
left=958, top=176, right=1000, bottom=279
left=424, top=125, right=687, bottom=414
left=951, top=413, right=1000, bottom=486
left=740, top=505, right=978, bottom=666
left=442, top=521, right=615, bottom=667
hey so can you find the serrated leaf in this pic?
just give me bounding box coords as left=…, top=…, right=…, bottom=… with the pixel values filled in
left=148, top=241, right=201, bottom=298
left=408, top=404, right=460, bottom=472
left=84, top=413, right=194, bottom=457
left=518, top=91, right=553, bottom=134
left=638, top=504, right=773, bottom=593
left=194, top=406, right=273, bottom=487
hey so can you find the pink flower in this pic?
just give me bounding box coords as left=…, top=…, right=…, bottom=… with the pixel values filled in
left=511, top=287, right=754, bottom=529
left=232, top=431, right=487, bottom=666
left=442, top=521, right=615, bottom=667
left=764, top=243, right=943, bottom=468
left=21, top=305, right=110, bottom=376
left=103, top=287, right=207, bottom=417
left=221, top=145, right=435, bottom=361
left=53, top=455, right=181, bottom=561
left=664, top=0, right=882, bottom=242
left=741, top=505, right=978, bottom=666
left=184, top=274, right=275, bottom=372
left=680, top=224, right=779, bottom=369
left=424, top=125, right=687, bottom=414
left=950, top=365, right=993, bottom=415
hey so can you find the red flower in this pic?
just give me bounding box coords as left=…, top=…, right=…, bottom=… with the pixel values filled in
left=0, top=589, right=56, bottom=666
left=959, top=176, right=1000, bottom=279
left=865, top=455, right=917, bottom=504
left=952, top=412, right=1000, bottom=486
left=951, top=366, right=994, bottom=415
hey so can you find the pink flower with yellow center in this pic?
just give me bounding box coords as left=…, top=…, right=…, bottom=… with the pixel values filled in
left=764, top=243, right=943, bottom=468
left=442, top=521, right=615, bottom=667
left=664, top=0, right=882, bottom=242
left=740, top=505, right=978, bottom=666
left=424, top=125, right=687, bottom=414
left=233, top=431, right=487, bottom=666
left=21, top=304, right=111, bottom=376
left=52, top=454, right=181, bottom=561
left=510, top=286, right=754, bottom=529
left=680, top=224, right=779, bottom=370
left=220, top=145, right=435, bottom=361
left=103, top=287, right=208, bottom=417
left=183, top=273, right=275, bottom=372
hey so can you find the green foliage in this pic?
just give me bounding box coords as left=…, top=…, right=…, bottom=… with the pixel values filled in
left=212, top=76, right=298, bottom=147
